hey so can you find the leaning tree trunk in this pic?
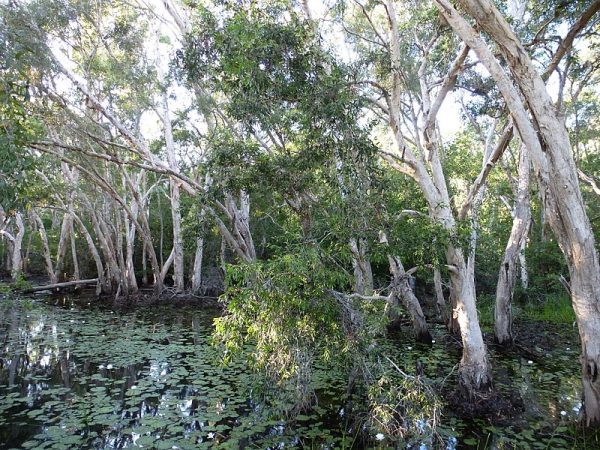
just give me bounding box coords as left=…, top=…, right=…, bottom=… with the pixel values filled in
left=124, top=208, right=139, bottom=293
left=213, top=191, right=257, bottom=263
left=495, top=144, right=530, bottom=345
left=388, top=255, right=432, bottom=343
left=437, top=0, right=600, bottom=424
left=88, top=204, right=122, bottom=293
left=69, top=224, right=80, bottom=281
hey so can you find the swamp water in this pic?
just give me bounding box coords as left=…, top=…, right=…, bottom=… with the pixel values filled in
left=0, top=295, right=593, bottom=449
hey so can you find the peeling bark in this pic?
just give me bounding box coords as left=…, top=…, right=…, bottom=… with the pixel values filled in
left=389, top=255, right=432, bottom=343
left=350, top=238, right=374, bottom=296
left=191, top=237, right=204, bottom=293
left=495, top=145, right=530, bottom=345
left=11, top=213, right=25, bottom=282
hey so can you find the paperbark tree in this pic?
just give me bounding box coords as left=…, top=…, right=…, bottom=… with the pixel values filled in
left=435, top=0, right=600, bottom=425
left=161, top=93, right=185, bottom=292
left=378, top=0, right=491, bottom=393
left=31, top=209, right=57, bottom=285
left=10, top=213, right=25, bottom=281
left=495, top=144, right=531, bottom=345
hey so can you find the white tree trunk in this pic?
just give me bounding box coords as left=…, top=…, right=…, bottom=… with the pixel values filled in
left=32, top=210, right=57, bottom=284
left=495, top=145, right=530, bottom=345
left=142, top=242, right=148, bottom=285
left=54, top=212, right=72, bottom=281
left=115, top=203, right=130, bottom=296
left=69, top=222, right=80, bottom=281
left=519, top=237, right=528, bottom=289
left=71, top=212, right=106, bottom=295
left=438, top=0, right=600, bottom=424
left=88, top=205, right=122, bottom=293
left=191, top=236, right=204, bottom=293
left=383, top=0, right=491, bottom=393
left=124, top=208, right=139, bottom=293
left=446, top=244, right=491, bottom=391
left=162, top=94, right=185, bottom=292
left=215, top=191, right=256, bottom=263
left=11, top=213, right=25, bottom=282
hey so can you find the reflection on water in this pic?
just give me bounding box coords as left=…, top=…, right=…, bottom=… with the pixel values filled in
left=0, top=296, right=589, bottom=449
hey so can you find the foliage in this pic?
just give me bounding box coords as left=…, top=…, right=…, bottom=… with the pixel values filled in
left=521, top=294, right=576, bottom=324
left=365, top=359, right=443, bottom=448
left=214, top=247, right=362, bottom=407
left=0, top=75, right=42, bottom=208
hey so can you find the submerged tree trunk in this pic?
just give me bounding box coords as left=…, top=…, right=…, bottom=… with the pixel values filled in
left=388, top=255, right=432, bottom=343
left=495, top=145, right=530, bottom=345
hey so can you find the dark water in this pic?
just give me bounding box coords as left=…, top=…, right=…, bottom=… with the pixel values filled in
left=0, top=295, right=593, bottom=449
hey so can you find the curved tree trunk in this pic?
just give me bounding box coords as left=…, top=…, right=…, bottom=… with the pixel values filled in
left=71, top=212, right=107, bottom=295
left=495, top=145, right=530, bottom=345
left=88, top=205, right=122, bottom=293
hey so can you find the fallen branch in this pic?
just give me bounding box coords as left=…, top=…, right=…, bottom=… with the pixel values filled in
left=22, top=278, right=98, bottom=293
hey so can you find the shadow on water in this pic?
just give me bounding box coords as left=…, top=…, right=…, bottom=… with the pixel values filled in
left=0, top=294, right=598, bottom=449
